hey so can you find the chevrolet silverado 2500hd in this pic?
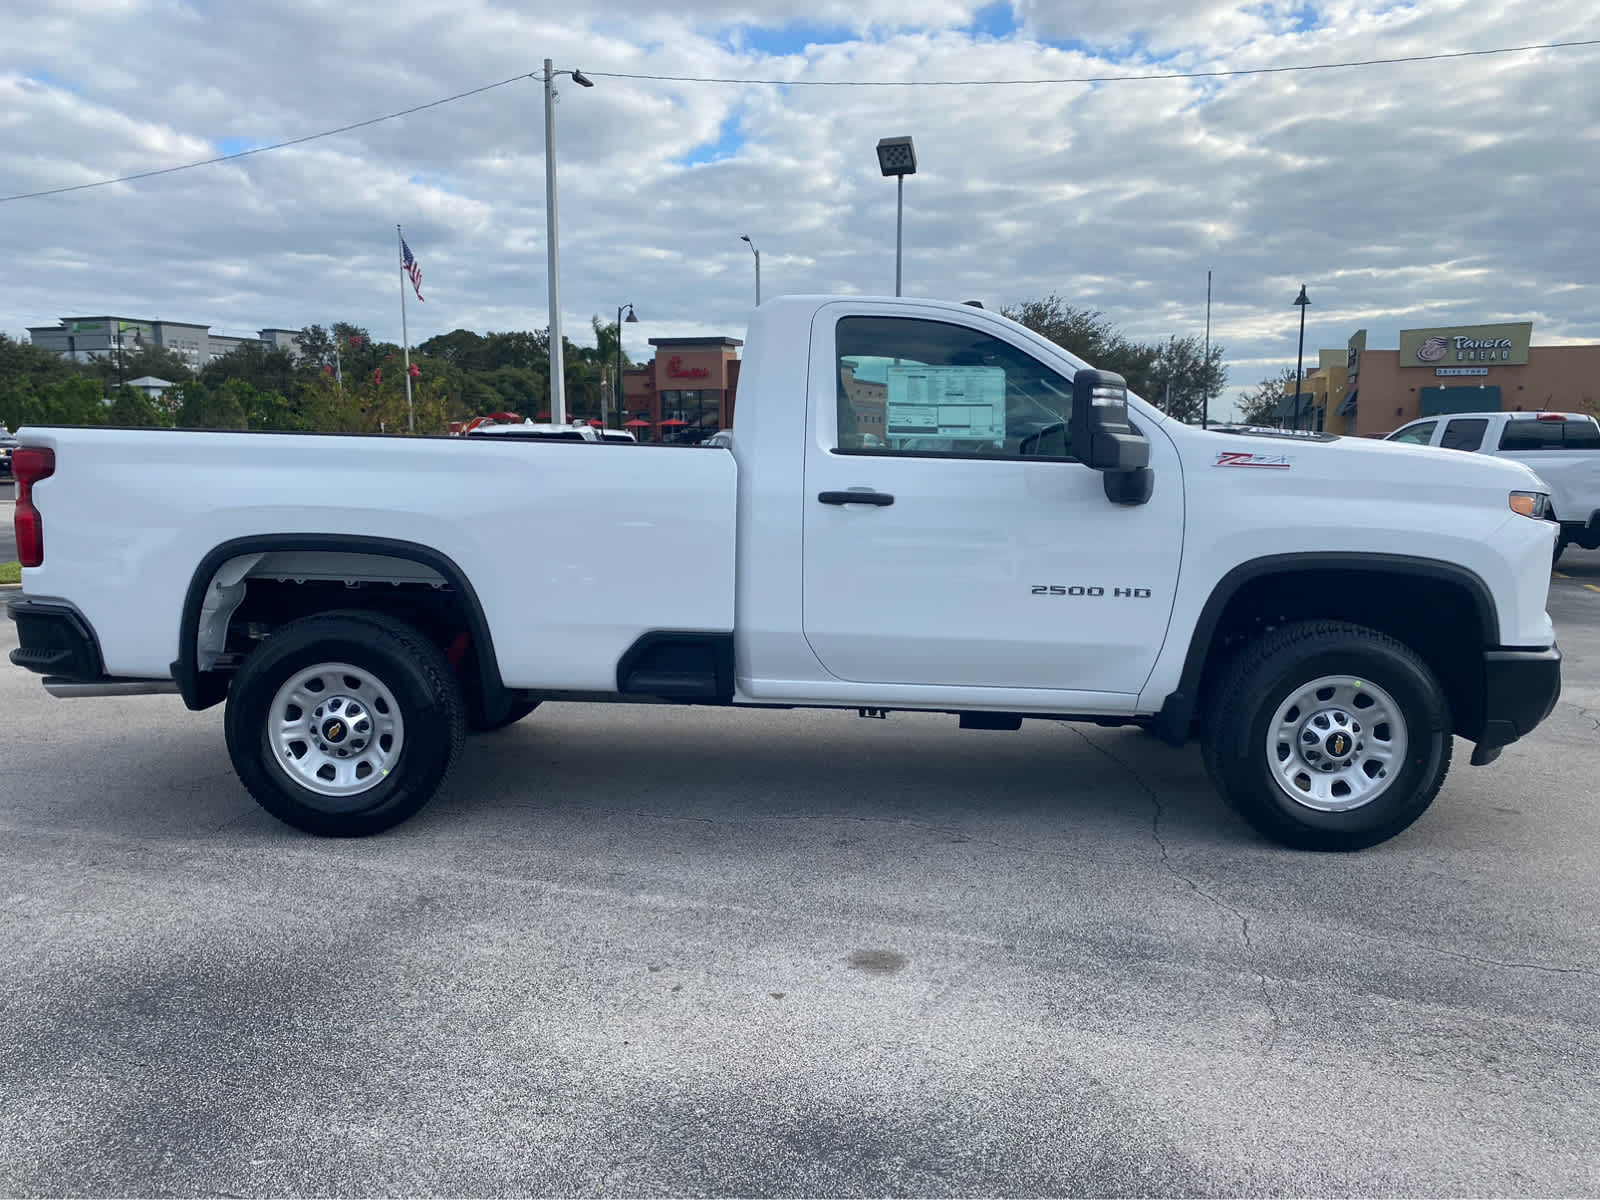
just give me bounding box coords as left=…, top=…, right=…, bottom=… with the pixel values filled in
left=7, top=296, right=1562, bottom=849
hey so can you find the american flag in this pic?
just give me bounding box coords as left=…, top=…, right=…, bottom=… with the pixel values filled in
left=400, top=237, right=424, bottom=302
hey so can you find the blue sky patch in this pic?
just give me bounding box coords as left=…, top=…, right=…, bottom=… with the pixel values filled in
left=680, top=113, right=744, bottom=167
left=731, top=22, right=860, bottom=58
left=217, top=137, right=263, bottom=157
left=966, top=3, right=1019, bottom=40
left=26, top=69, right=81, bottom=94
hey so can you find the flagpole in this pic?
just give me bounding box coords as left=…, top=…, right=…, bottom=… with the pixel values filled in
left=397, top=223, right=415, bottom=434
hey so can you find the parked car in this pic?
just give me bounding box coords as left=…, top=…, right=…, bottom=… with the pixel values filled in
left=0, top=432, right=17, bottom=480
left=1385, top=411, right=1600, bottom=561
left=466, top=422, right=599, bottom=442
left=703, top=430, right=734, bottom=449
left=8, top=295, right=1561, bottom=851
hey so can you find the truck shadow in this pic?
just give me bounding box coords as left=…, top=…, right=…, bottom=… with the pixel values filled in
left=434, top=710, right=1244, bottom=849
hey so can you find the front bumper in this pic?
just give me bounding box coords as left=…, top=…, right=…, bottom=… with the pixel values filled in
left=1470, top=645, right=1562, bottom=765
left=7, top=597, right=105, bottom=681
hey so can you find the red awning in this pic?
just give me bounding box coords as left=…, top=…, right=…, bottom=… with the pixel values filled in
left=623, top=419, right=651, bottom=428
left=660, top=418, right=688, bottom=427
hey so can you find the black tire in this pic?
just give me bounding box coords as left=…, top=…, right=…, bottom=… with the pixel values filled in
left=224, top=610, right=466, bottom=837
left=1553, top=534, right=1569, bottom=568
left=1201, top=620, right=1452, bottom=851
left=466, top=697, right=541, bottom=734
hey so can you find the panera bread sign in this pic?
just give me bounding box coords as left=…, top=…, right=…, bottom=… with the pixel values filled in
left=1399, top=322, right=1531, bottom=367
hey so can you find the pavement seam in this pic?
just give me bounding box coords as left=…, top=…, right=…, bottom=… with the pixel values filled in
left=1070, top=726, right=1285, bottom=1070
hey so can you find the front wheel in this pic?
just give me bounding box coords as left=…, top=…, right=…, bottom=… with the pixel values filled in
left=1202, top=621, right=1452, bottom=851
left=225, top=611, right=466, bottom=837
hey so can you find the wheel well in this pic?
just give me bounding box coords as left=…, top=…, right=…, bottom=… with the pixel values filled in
left=1185, top=567, right=1489, bottom=742
left=174, top=540, right=505, bottom=714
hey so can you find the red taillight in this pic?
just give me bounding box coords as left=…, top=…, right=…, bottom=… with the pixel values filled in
left=12, top=447, right=55, bottom=568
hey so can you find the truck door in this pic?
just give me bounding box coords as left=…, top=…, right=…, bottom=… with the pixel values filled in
left=800, top=303, right=1184, bottom=694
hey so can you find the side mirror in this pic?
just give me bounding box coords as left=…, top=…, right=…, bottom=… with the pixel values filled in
left=1071, top=369, right=1150, bottom=472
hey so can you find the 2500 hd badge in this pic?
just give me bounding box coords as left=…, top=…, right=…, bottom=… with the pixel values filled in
left=1031, top=585, right=1154, bottom=597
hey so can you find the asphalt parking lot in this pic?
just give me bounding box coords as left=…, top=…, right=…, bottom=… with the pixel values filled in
left=2, top=564, right=1598, bottom=1196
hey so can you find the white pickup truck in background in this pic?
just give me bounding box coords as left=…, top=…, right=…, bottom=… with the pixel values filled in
left=8, top=296, right=1563, bottom=851
left=1386, top=410, right=1600, bottom=562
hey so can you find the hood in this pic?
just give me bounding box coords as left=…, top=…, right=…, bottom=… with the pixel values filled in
left=1187, top=425, right=1547, bottom=493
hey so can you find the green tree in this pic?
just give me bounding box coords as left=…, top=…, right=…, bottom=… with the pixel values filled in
left=1002, top=294, right=1160, bottom=397
left=108, top=384, right=164, bottom=427
left=1146, top=335, right=1229, bottom=424
left=83, top=343, right=192, bottom=389
left=1236, top=370, right=1299, bottom=426
left=292, top=324, right=337, bottom=372
left=37, top=376, right=109, bottom=426
left=174, top=379, right=249, bottom=430
left=200, top=341, right=297, bottom=397
left=0, top=332, right=75, bottom=388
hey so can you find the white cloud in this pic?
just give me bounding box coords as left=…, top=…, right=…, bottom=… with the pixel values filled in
left=1, top=0, right=1596, bottom=414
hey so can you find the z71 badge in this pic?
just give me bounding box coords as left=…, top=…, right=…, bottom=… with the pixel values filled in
left=1214, top=451, right=1291, bottom=469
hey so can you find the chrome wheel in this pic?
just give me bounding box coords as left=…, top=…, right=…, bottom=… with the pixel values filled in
left=267, top=661, right=405, bottom=804
left=1266, top=674, right=1408, bottom=813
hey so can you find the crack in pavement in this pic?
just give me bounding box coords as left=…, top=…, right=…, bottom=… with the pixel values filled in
left=1339, top=930, right=1600, bottom=980
left=1070, top=727, right=1285, bottom=1073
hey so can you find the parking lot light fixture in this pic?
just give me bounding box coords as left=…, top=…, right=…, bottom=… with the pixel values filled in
left=1293, top=284, right=1311, bottom=431
left=613, top=304, right=638, bottom=429
left=542, top=60, right=594, bottom=425
left=740, top=235, right=761, bottom=307
left=876, top=136, right=917, bottom=296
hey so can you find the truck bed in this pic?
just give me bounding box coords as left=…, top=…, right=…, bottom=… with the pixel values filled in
left=18, top=428, right=737, bottom=690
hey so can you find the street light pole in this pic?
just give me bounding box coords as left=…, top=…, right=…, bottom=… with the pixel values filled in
left=1293, top=284, right=1310, bottom=432
left=740, top=235, right=760, bottom=306
left=542, top=59, right=593, bottom=426
left=875, top=136, right=917, bottom=297
left=614, top=303, right=637, bottom=429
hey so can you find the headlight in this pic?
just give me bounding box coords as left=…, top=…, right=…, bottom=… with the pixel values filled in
left=1509, top=490, right=1550, bottom=520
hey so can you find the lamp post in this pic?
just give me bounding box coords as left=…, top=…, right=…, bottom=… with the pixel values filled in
left=875, top=136, right=917, bottom=296
left=739, top=235, right=761, bottom=306
left=542, top=59, right=593, bottom=426
left=613, top=303, right=638, bottom=429
left=1292, top=284, right=1310, bottom=431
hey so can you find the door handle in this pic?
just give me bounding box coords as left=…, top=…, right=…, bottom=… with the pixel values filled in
left=818, top=490, right=895, bottom=507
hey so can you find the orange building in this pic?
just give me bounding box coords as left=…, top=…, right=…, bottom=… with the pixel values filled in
left=1298, top=323, right=1600, bottom=437
left=620, top=336, right=743, bottom=442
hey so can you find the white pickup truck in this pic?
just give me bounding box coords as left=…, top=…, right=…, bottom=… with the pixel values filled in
left=8, top=296, right=1562, bottom=851
left=1386, top=410, right=1600, bottom=562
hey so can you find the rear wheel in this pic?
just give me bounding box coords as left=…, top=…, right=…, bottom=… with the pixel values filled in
left=1201, top=620, right=1452, bottom=851
left=225, top=611, right=465, bottom=836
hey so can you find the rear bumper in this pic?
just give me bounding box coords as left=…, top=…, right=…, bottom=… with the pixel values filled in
left=7, top=597, right=105, bottom=680
left=1470, top=645, right=1561, bottom=765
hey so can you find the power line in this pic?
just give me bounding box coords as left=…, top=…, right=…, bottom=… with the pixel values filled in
left=3, top=37, right=1595, bottom=204
left=589, top=38, right=1600, bottom=85
left=0, top=71, right=538, bottom=203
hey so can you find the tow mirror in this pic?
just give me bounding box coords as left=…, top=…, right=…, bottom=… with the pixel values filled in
left=1070, top=368, right=1153, bottom=506
left=1071, top=369, right=1148, bottom=471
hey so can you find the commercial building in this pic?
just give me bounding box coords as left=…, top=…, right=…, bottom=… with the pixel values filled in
left=27, top=315, right=303, bottom=369
left=620, top=336, right=743, bottom=442
left=1281, top=322, right=1600, bottom=436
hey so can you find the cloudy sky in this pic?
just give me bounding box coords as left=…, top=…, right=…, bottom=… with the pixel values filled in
left=2, top=0, right=1596, bottom=414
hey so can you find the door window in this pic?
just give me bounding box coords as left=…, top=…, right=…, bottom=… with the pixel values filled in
left=1387, top=420, right=1437, bottom=445
left=834, top=316, right=1075, bottom=459
left=1439, top=418, right=1488, bottom=451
